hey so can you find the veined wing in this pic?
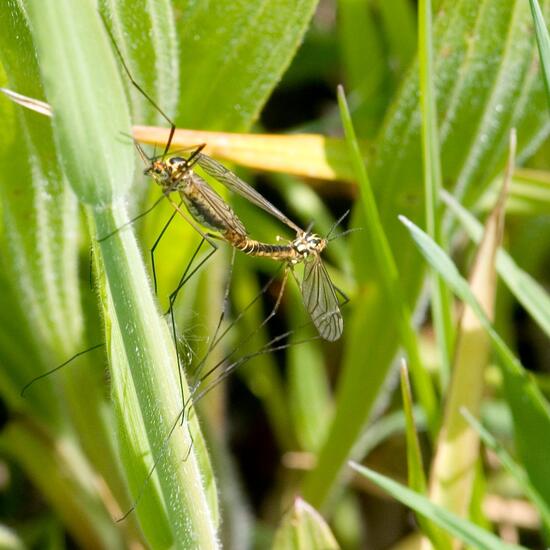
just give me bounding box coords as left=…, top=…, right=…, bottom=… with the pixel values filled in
left=301, top=255, right=343, bottom=341
left=195, top=153, right=303, bottom=234
left=183, top=173, right=248, bottom=236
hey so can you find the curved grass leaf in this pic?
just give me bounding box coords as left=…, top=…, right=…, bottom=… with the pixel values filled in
left=304, top=0, right=550, bottom=511
left=349, top=462, right=527, bottom=550
left=24, top=1, right=219, bottom=546
left=443, top=190, right=550, bottom=339
left=529, top=0, right=550, bottom=105
left=400, top=214, right=550, bottom=509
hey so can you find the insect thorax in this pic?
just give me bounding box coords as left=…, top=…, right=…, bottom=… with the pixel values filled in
left=146, top=156, right=191, bottom=193
left=292, top=232, right=326, bottom=259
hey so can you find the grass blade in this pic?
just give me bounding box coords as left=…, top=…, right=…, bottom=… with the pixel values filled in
left=400, top=214, right=550, bottom=509
left=462, top=409, right=550, bottom=533
left=349, top=462, right=527, bottom=550
left=529, top=0, right=550, bottom=106
left=418, top=0, right=454, bottom=386
left=25, top=1, right=219, bottom=546
left=443, top=190, right=550, bottom=340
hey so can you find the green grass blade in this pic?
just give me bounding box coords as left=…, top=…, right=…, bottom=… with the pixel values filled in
left=25, top=1, right=219, bottom=546
left=529, top=0, right=550, bottom=106
left=400, top=364, right=449, bottom=548
left=418, top=0, right=454, bottom=385
left=349, top=462, right=527, bottom=550
left=443, top=190, right=550, bottom=339
left=300, top=87, right=438, bottom=509
left=462, top=409, right=550, bottom=533
left=400, top=214, right=550, bottom=509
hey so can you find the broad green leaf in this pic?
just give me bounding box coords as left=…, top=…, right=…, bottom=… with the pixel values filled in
left=174, top=0, right=320, bottom=132
left=349, top=462, right=526, bottom=550
left=376, top=0, right=416, bottom=74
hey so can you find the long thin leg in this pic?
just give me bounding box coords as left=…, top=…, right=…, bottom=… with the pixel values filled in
left=117, top=269, right=321, bottom=521
left=208, top=263, right=285, bottom=354
left=189, top=248, right=236, bottom=385
left=190, top=330, right=320, bottom=408
left=190, top=266, right=289, bottom=396
left=150, top=206, right=180, bottom=295
left=168, top=237, right=217, bottom=417
left=97, top=194, right=166, bottom=242
left=21, top=343, right=105, bottom=396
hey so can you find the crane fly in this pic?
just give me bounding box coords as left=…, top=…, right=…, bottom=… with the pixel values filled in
left=142, top=145, right=343, bottom=341
left=100, top=13, right=344, bottom=342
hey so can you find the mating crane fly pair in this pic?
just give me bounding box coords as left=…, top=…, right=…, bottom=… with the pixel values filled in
left=104, top=19, right=344, bottom=342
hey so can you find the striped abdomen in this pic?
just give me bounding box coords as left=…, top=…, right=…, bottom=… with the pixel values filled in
left=223, top=230, right=301, bottom=262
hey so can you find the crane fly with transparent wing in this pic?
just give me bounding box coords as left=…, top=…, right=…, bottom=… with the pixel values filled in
left=144, top=148, right=344, bottom=341
left=101, top=12, right=344, bottom=341
left=192, top=152, right=344, bottom=341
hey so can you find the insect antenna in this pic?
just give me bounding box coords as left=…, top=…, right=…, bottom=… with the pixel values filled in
left=100, top=12, right=176, bottom=156
left=325, top=209, right=350, bottom=240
